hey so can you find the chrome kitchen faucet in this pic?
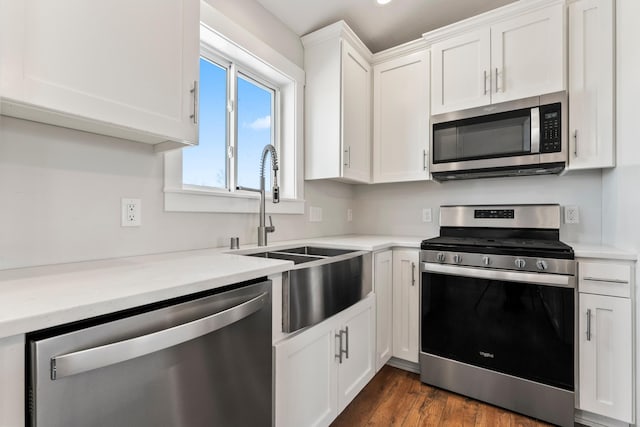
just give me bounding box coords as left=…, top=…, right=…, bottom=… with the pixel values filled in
left=237, top=144, right=280, bottom=246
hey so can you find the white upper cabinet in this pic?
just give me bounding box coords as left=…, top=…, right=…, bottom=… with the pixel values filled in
left=431, top=29, right=491, bottom=114
left=490, top=5, right=564, bottom=104
left=568, top=0, right=615, bottom=170
left=303, top=21, right=372, bottom=183
left=0, top=0, right=199, bottom=150
left=373, top=46, right=431, bottom=183
left=428, top=1, right=565, bottom=115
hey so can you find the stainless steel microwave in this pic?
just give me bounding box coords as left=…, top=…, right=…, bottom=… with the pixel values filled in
left=430, top=92, right=567, bottom=181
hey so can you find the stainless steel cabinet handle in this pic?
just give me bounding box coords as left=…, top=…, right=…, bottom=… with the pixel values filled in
left=411, top=262, right=416, bottom=286
left=573, top=130, right=578, bottom=156
left=422, top=149, right=427, bottom=171
left=343, top=326, right=349, bottom=360
left=335, top=331, right=343, bottom=363
left=50, top=292, right=269, bottom=380
left=190, top=80, right=199, bottom=124
left=483, top=70, right=488, bottom=95
left=586, top=309, right=592, bottom=341
left=583, top=276, right=628, bottom=284
left=495, top=68, right=500, bottom=92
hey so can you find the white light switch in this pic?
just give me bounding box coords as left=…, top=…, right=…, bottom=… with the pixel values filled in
left=422, top=208, right=432, bottom=223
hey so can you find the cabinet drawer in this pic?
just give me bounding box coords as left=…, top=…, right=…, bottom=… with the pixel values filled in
left=579, top=261, right=631, bottom=298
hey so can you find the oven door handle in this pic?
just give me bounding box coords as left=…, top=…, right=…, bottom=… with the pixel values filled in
left=50, top=291, right=269, bottom=380
left=420, top=262, right=575, bottom=288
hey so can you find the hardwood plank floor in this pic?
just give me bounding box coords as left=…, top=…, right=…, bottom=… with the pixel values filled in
left=331, top=366, right=555, bottom=427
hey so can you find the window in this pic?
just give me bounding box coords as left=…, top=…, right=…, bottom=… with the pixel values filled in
left=183, top=58, right=277, bottom=192
left=164, top=17, right=304, bottom=214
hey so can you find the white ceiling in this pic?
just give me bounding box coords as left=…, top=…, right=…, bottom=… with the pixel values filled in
left=255, top=0, right=518, bottom=53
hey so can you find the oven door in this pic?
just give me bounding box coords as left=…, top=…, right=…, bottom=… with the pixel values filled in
left=420, top=262, right=575, bottom=391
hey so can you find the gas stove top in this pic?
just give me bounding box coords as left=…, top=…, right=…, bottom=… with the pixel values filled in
left=421, top=204, right=575, bottom=275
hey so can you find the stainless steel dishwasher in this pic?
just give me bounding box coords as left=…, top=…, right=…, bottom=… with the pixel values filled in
left=27, top=278, right=272, bottom=427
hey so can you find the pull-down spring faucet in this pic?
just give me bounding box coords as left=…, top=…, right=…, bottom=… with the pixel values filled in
left=237, top=144, right=280, bottom=246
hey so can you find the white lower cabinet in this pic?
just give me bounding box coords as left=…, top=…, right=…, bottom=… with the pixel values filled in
left=374, top=250, right=393, bottom=371
left=392, top=249, right=420, bottom=363
left=578, top=259, right=635, bottom=424
left=0, top=334, right=25, bottom=427
left=274, top=295, right=375, bottom=427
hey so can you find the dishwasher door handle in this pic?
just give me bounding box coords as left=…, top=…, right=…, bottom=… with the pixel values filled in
left=50, top=291, right=269, bottom=380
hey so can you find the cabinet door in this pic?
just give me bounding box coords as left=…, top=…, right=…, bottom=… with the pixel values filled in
left=274, top=318, right=338, bottom=427
left=0, top=335, right=25, bottom=427
left=568, top=0, right=615, bottom=169
left=373, top=50, right=430, bottom=183
left=337, top=297, right=376, bottom=413
left=0, top=0, right=199, bottom=145
left=374, top=250, right=393, bottom=371
left=341, top=40, right=372, bottom=183
left=490, top=4, right=564, bottom=104
left=431, top=29, right=491, bottom=114
left=579, top=293, right=633, bottom=423
left=392, top=249, right=420, bottom=363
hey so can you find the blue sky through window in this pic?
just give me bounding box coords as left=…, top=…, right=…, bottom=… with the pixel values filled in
left=183, top=58, right=226, bottom=188
left=237, top=75, right=274, bottom=190
left=183, top=58, right=274, bottom=191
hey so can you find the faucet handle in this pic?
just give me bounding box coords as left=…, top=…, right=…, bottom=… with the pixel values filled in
left=266, top=215, right=275, bottom=233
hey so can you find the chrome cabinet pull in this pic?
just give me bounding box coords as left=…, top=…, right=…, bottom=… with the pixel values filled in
left=422, top=150, right=427, bottom=171
left=190, top=81, right=199, bottom=124
left=583, top=276, right=628, bottom=284
left=495, top=68, right=501, bottom=92
left=573, top=130, right=578, bottom=156
left=335, top=331, right=343, bottom=363
left=483, top=70, right=488, bottom=95
left=411, top=262, right=416, bottom=286
left=586, top=309, right=592, bottom=341
left=343, top=326, right=349, bottom=360
left=50, top=292, right=268, bottom=380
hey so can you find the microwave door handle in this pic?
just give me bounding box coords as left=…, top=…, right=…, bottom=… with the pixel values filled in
left=530, top=107, right=540, bottom=153
left=50, top=291, right=269, bottom=380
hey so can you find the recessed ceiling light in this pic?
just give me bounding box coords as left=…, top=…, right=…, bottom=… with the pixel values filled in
left=376, top=0, right=392, bottom=5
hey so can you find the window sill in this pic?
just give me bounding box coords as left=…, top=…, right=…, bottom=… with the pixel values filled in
left=164, top=187, right=305, bottom=214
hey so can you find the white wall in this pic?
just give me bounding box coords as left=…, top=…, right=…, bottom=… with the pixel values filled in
left=0, top=116, right=354, bottom=270
left=203, top=0, right=304, bottom=68
left=353, top=171, right=603, bottom=243
left=601, top=0, right=640, bottom=422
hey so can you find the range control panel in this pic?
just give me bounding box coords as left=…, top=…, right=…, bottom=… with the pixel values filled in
left=540, top=103, right=562, bottom=153
left=474, top=209, right=515, bottom=219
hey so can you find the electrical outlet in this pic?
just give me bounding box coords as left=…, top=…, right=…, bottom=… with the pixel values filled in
left=309, top=206, right=322, bottom=223
left=121, top=198, right=141, bottom=227
left=347, top=208, right=353, bottom=222
left=564, top=205, right=579, bottom=224
left=422, top=208, right=432, bottom=223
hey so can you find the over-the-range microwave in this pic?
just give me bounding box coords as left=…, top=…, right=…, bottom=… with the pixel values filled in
left=429, top=91, right=567, bottom=181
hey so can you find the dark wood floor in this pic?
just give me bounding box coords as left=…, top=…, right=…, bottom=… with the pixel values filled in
left=331, top=365, right=554, bottom=427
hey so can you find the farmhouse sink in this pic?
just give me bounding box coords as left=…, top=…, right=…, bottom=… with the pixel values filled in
left=238, top=245, right=372, bottom=332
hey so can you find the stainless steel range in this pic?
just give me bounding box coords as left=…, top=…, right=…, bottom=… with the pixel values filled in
left=420, top=204, right=576, bottom=427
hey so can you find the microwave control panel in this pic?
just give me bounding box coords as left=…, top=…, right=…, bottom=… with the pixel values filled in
left=540, top=103, right=562, bottom=153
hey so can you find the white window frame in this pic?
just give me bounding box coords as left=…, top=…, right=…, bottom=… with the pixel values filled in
left=164, top=4, right=305, bottom=214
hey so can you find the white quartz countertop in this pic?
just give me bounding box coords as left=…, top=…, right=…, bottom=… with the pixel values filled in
left=0, top=235, right=421, bottom=339
left=0, top=234, right=634, bottom=340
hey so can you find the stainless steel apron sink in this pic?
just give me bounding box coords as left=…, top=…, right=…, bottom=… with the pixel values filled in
left=239, top=246, right=372, bottom=332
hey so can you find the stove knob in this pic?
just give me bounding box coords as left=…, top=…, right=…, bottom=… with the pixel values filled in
left=515, top=258, right=526, bottom=269
left=453, top=254, right=462, bottom=264
left=536, top=260, right=548, bottom=271
left=482, top=256, right=491, bottom=266
left=436, top=252, right=446, bottom=262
